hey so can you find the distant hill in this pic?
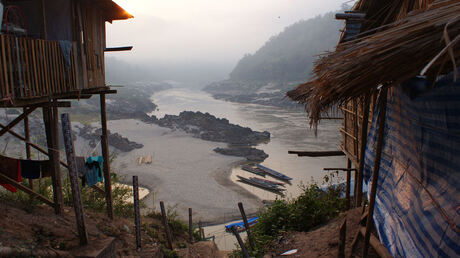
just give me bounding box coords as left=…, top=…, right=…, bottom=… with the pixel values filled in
left=229, top=11, right=343, bottom=82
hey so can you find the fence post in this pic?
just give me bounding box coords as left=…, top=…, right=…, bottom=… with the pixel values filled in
left=230, top=226, right=250, bottom=258
left=238, top=202, right=255, bottom=250
left=133, top=176, right=141, bottom=251
left=338, top=218, right=347, bottom=258
left=160, top=201, right=174, bottom=249
left=61, top=113, right=88, bottom=246
left=188, top=208, right=193, bottom=243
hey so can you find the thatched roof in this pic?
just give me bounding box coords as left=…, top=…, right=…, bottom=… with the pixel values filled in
left=287, top=0, right=460, bottom=125
left=96, top=0, right=134, bottom=22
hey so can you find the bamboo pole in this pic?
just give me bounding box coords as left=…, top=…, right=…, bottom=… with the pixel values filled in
left=346, top=159, right=352, bottom=210
left=363, top=88, right=388, bottom=257
left=61, top=113, right=88, bottom=246
left=23, top=108, right=33, bottom=191
left=356, top=94, right=371, bottom=207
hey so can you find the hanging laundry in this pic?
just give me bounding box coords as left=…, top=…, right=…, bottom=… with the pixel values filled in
left=40, top=160, right=53, bottom=178
left=85, top=156, right=103, bottom=187
left=0, top=155, right=22, bottom=192
left=75, top=156, right=87, bottom=186
left=20, top=160, right=41, bottom=179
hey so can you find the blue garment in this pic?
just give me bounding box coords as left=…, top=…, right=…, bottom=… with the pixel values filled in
left=59, top=40, right=72, bottom=69
left=84, top=156, right=103, bottom=187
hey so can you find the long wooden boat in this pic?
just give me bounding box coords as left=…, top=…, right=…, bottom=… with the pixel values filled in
left=225, top=217, right=259, bottom=233
left=256, top=164, right=293, bottom=181
left=250, top=177, right=285, bottom=187
left=237, top=175, right=285, bottom=194
left=241, top=164, right=266, bottom=177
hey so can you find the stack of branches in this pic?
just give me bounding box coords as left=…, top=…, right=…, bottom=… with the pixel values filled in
left=287, top=0, right=460, bottom=127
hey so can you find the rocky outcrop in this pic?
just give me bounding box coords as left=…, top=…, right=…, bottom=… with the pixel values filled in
left=213, top=147, right=268, bottom=161
left=77, top=125, right=143, bottom=152
left=142, top=111, right=270, bottom=145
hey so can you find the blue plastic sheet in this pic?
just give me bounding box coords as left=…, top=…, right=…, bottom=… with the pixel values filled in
left=363, top=71, right=460, bottom=257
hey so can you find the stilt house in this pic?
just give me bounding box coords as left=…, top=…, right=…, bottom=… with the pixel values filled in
left=288, top=0, right=459, bottom=257
left=0, top=0, right=132, bottom=219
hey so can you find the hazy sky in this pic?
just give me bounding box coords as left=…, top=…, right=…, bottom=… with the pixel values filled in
left=107, top=0, right=346, bottom=66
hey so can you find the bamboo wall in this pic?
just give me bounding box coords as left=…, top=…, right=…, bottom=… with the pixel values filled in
left=0, top=34, right=78, bottom=101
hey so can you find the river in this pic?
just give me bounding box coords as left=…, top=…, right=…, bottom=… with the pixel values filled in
left=148, top=87, right=347, bottom=250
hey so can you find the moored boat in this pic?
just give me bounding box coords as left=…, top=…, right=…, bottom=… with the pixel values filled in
left=250, top=177, right=285, bottom=187
left=237, top=175, right=285, bottom=194
left=241, top=164, right=266, bottom=177
left=256, top=164, right=292, bottom=181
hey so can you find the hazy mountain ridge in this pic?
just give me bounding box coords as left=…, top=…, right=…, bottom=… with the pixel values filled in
left=204, top=10, right=343, bottom=107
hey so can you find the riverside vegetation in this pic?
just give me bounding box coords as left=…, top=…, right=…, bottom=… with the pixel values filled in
left=231, top=182, right=347, bottom=257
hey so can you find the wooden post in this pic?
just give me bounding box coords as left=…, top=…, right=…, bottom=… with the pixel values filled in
left=363, top=88, right=387, bottom=258
left=23, top=108, right=33, bottom=191
left=133, top=176, right=141, bottom=251
left=61, top=113, right=88, bottom=246
left=230, top=226, right=250, bottom=258
left=338, top=218, right=347, bottom=258
left=238, top=202, right=255, bottom=250
left=43, top=105, right=63, bottom=215
left=356, top=94, right=371, bottom=207
left=100, top=93, right=114, bottom=220
left=198, top=221, right=203, bottom=239
left=188, top=208, right=193, bottom=243
left=346, top=159, right=351, bottom=210
left=160, top=201, right=174, bottom=249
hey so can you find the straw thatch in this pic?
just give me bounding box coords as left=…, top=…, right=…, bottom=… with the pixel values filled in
left=287, top=0, right=460, bottom=125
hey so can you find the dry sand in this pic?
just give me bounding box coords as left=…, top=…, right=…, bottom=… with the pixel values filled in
left=105, top=119, right=262, bottom=224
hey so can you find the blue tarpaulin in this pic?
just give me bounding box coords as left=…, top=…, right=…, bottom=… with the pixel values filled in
left=363, top=72, right=460, bottom=257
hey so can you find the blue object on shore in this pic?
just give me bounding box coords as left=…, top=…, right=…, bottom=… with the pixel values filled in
left=225, top=217, right=259, bottom=232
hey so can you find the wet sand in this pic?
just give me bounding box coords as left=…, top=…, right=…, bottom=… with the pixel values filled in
left=105, top=119, right=263, bottom=224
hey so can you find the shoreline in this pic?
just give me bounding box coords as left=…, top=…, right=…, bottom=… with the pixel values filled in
left=105, top=119, right=264, bottom=225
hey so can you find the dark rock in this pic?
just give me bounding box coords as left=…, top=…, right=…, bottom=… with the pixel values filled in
left=144, top=111, right=270, bottom=145
left=213, top=147, right=268, bottom=161
left=77, top=125, right=143, bottom=152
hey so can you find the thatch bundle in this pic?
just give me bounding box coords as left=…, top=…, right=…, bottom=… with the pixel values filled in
left=287, top=0, right=460, bottom=125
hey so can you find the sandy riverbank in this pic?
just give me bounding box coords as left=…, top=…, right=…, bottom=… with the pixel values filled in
left=104, top=119, right=263, bottom=224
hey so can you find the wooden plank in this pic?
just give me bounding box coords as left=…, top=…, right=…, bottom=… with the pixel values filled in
left=23, top=38, right=32, bottom=97
left=100, top=94, right=113, bottom=219
left=0, top=107, right=36, bottom=137
left=288, top=150, right=345, bottom=157
left=323, top=168, right=357, bottom=171
left=188, top=208, right=193, bottom=243
left=1, top=35, right=9, bottom=96
left=359, top=227, right=392, bottom=258
left=238, top=202, right=255, bottom=250
left=356, top=94, right=371, bottom=207
left=160, top=201, right=174, bottom=249
left=61, top=113, right=88, bottom=246
left=230, top=226, right=250, bottom=258
left=338, top=218, right=347, bottom=258
left=104, top=46, right=133, bottom=52
left=346, top=159, right=352, bottom=210
left=363, top=88, right=388, bottom=258
left=6, top=35, right=14, bottom=98
left=0, top=173, right=54, bottom=207
left=133, top=176, right=141, bottom=251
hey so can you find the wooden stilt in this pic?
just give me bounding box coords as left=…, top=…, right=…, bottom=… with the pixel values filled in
left=43, top=105, right=63, bottom=215
left=99, top=93, right=113, bottom=219
left=363, top=88, right=387, bottom=258
left=0, top=107, right=36, bottom=137
left=61, top=113, right=88, bottom=246
left=346, top=159, right=352, bottom=210
left=356, top=94, right=371, bottom=207
left=23, top=107, right=33, bottom=191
